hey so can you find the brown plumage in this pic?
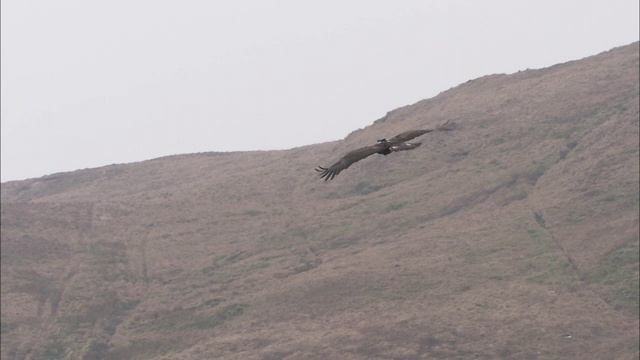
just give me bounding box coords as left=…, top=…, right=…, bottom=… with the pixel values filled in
left=316, top=121, right=457, bottom=181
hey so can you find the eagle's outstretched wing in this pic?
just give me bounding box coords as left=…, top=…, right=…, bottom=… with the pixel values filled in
left=387, top=130, right=433, bottom=144
left=315, top=144, right=384, bottom=181
left=387, top=121, right=457, bottom=144
left=315, top=121, right=458, bottom=181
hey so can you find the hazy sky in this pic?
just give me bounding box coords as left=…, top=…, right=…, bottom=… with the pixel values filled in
left=2, top=1, right=638, bottom=182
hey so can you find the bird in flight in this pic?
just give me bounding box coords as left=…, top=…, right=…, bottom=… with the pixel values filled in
left=316, top=121, right=457, bottom=181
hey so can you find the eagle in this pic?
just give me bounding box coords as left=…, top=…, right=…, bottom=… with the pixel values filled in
left=316, top=121, right=457, bottom=181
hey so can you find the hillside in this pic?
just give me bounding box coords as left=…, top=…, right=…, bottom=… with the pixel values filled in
left=1, top=42, right=638, bottom=360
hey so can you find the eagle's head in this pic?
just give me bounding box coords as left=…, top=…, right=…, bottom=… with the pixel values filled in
left=377, top=138, right=389, bottom=145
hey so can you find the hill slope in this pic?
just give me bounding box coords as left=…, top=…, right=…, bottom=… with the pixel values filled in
left=1, top=42, right=639, bottom=360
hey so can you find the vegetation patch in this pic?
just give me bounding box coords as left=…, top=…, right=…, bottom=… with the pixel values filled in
left=79, top=339, right=109, bottom=360
left=348, top=181, right=386, bottom=195
left=383, top=201, right=407, bottom=213
left=0, top=321, right=18, bottom=335
left=105, top=334, right=199, bottom=360
left=193, top=303, right=247, bottom=329
left=525, top=228, right=580, bottom=286
left=327, top=235, right=361, bottom=249
left=134, top=302, right=247, bottom=334
left=200, top=297, right=225, bottom=308
left=89, top=240, right=127, bottom=266
left=41, top=340, right=65, bottom=360
left=62, top=290, right=139, bottom=335
left=203, top=251, right=250, bottom=275
left=585, top=236, right=640, bottom=317
left=11, top=270, right=58, bottom=302
left=527, top=257, right=578, bottom=286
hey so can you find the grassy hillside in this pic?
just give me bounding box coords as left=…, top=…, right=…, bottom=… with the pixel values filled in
left=1, top=42, right=638, bottom=360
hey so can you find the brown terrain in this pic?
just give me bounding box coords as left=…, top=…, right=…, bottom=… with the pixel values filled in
left=1, top=42, right=638, bottom=360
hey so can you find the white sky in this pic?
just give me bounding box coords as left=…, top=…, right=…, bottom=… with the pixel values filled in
left=2, top=1, right=638, bottom=182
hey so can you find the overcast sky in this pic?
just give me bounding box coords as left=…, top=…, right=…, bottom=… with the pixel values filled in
left=2, top=1, right=638, bottom=182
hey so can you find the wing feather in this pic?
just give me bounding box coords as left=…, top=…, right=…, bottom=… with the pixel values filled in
left=387, top=130, right=432, bottom=144
left=387, top=121, right=457, bottom=144
left=315, top=145, right=383, bottom=181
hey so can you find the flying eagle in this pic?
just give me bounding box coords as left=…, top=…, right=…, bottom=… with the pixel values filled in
left=316, top=121, right=457, bottom=181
